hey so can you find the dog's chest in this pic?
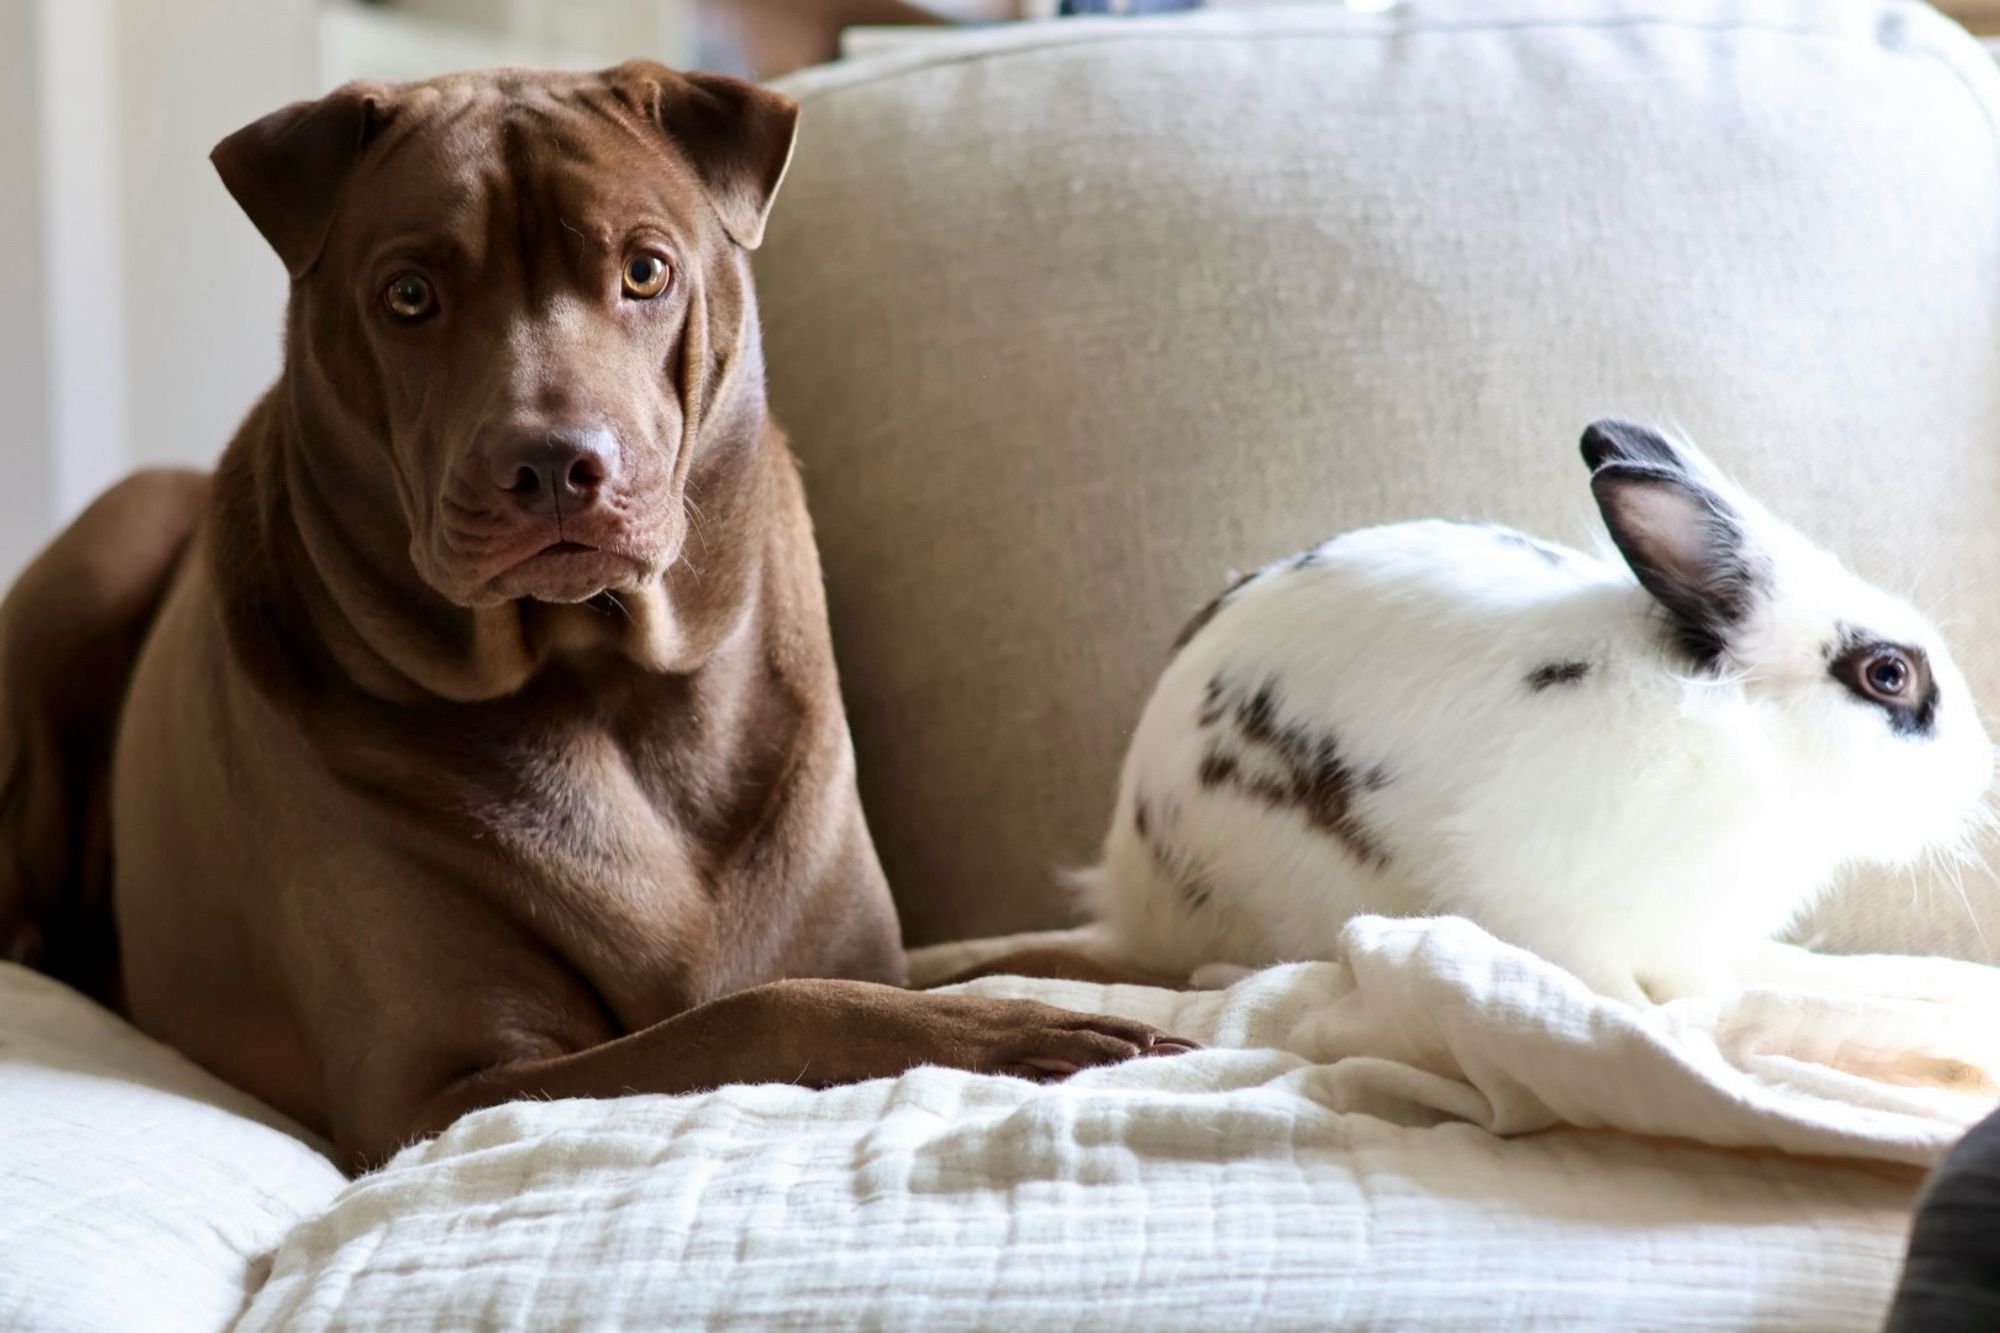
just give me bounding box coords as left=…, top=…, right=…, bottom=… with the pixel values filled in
left=483, top=727, right=690, bottom=886
left=450, top=664, right=808, bottom=1018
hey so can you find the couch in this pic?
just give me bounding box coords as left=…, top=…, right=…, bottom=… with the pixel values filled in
left=6, top=2, right=2000, bottom=1328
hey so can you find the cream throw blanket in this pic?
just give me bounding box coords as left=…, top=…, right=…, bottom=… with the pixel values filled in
left=907, top=916, right=2000, bottom=1166
left=234, top=916, right=2000, bottom=1330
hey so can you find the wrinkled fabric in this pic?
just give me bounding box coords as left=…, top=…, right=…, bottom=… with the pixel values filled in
left=235, top=916, right=1996, bottom=1331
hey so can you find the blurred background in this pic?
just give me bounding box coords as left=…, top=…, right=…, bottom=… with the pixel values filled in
left=3, top=0, right=1998, bottom=588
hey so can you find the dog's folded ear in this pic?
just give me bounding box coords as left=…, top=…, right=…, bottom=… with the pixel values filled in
left=212, top=83, right=394, bottom=280
left=607, top=62, right=800, bottom=251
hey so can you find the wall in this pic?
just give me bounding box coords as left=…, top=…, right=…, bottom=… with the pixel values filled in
left=0, top=0, right=317, bottom=589
left=114, top=0, right=320, bottom=471
left=40, top=0, right=131, bottom=520
left=0, top=3, right=53, bottom=586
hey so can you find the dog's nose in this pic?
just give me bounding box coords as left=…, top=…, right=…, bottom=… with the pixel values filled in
left=485, top=428, right=618, bottom=517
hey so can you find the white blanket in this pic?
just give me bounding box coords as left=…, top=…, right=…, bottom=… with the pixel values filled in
left=235, top=916, right=2000, bottom=1331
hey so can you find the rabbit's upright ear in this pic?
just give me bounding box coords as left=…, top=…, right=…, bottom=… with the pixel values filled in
left=1584, top=424, right=1767, bottom=667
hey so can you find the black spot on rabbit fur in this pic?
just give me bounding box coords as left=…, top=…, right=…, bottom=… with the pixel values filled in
left=1196, top=676, right=1392, bottom=869
left=1133, top=794, right=1217, bottom=911
left=1197, top=751, right=1239, bottom=788
left=1173, top=568, right=1260, bottom=652
left=1237, top=682, right=1282, bottom=748
left=1527, top=660, right=1591, bottom=691
left=1198, top=675, right=1229, bottom=728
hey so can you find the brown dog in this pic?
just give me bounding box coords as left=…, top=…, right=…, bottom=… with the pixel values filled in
left=0, top=64, right=1189, bottom=1173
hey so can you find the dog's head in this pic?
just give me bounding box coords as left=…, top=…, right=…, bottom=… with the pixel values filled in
left=213, top=64, right=797, bottom=607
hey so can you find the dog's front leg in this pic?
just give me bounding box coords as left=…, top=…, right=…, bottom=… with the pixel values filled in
left=354, top=979, right=1196, bottom=1172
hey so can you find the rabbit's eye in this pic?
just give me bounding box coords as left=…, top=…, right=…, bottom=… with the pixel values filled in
left=1864, top=652, right=1911, bottom=698
left=1830, top=636, right=1936, bottom=735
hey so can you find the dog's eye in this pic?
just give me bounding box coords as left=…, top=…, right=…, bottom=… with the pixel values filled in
left=622, top=254, right=671, bottom=300
left=384, top=274, right=437, bottom=321
left=1864, top=651, right=1911, bottom=699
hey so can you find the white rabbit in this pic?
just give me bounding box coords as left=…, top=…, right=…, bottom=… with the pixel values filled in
left=1076, top=420, right=1995, bottom=1005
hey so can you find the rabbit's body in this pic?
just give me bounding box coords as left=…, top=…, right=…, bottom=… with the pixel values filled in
left=1081, top=423, right=1994, bottom=1004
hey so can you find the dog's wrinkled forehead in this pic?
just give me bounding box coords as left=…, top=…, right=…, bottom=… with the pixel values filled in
left=212, top=62, right=798, bottom=282
left=331, top=79, right=704, bottom=263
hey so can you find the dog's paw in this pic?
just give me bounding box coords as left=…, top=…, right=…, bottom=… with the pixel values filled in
left=926, top=996, right=1199, bottom=1081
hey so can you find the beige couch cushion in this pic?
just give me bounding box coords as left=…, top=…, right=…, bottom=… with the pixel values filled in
left=760, top=0, right=2000, bottom=952
left=0, top=963, right=344, bottom=1332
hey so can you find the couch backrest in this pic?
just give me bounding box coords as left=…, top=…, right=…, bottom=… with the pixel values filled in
left=760, top=0, right=2000, bottom=955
